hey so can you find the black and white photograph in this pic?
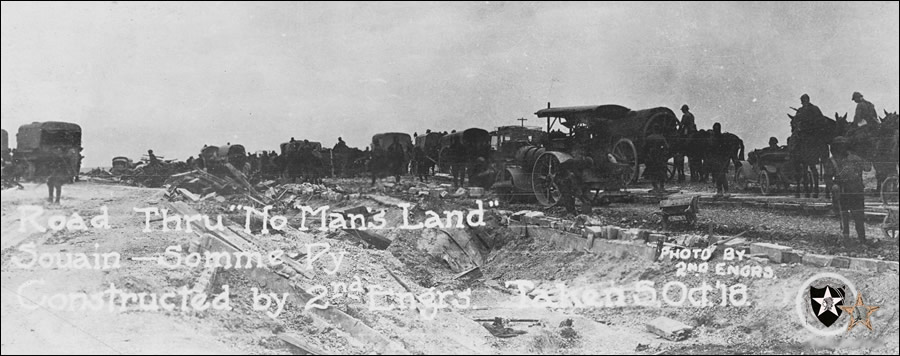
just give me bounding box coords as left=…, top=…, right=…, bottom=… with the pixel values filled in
left=1, top=1, right=898, bottom=355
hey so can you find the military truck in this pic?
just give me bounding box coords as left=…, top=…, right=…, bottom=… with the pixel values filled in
left=14, top=122, right=83, bottom=181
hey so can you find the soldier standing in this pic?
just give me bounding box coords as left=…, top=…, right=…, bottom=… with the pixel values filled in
left=557, top=160, right=593, bottom=215
left=449, top=138, right=466, bottom=188
left=830, top=136, right=872, bottom=243
left=413, top=146, right=429, bottom=183
left=677, top=105, right=697, bottom=182
left=644, top=134, right=669, bottom=194
left=387, top=137, right=405, bottom=183
left=708, top=123, right=730, bottom=198
left=46, top=152, right=72, bottom=204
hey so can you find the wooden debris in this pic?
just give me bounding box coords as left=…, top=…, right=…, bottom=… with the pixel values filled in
left=453, top=266, right=483, bottom=280
left=277, top=334, right=329, bottom=355
left=344, top=229, right=392, bottom=250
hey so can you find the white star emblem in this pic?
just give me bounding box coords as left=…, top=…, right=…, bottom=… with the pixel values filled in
left=813, top=288, right=843, bottom=317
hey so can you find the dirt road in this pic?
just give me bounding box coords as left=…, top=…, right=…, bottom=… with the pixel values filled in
left=2, top=180, right=898, bottom=355
left=1, top=183, right=238, bottom=355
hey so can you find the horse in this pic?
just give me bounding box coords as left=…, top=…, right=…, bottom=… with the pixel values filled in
left=670, top=130, right=710, bottom=182
left=669, top=130, right=744, bottom=184
left=787, top=112, right=840, bottom=198
left=833, top=110, right=899, bottom=195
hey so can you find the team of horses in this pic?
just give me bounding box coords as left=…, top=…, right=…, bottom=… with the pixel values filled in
left=788, top=110, right=899, bottom=198
left=666, top=109, right=898, bottom=199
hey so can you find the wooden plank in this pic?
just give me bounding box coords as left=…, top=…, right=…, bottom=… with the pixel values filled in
left=454, top=267, right=483, bottom=280
left=439, top=229, right=486, bottom=267
left=224, top=162, right=258, bottom=195
left=385, top=268, right=423, bottom=314
left=277, top=334, right=328, bottom=355
left=167, top=202, right=253, bottom=253
left=343, top=229, right=392, bottom=250
left=177, top=188, right=201, bottom=202
left=169, top=170, right=199, bottom=179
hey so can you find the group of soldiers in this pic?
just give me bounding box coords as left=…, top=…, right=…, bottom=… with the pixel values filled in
left=788, top=91, right=888, bottom=243
left=668, top=105, right=738, bottom=198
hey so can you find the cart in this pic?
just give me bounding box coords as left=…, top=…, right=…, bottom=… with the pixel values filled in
left=659, top=195, right=700, bottom=229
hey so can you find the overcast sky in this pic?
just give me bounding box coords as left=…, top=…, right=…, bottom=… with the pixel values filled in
left=2, top=1, right=898, bottom=167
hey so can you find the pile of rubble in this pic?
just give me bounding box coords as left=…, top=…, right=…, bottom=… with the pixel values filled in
left=85, top=160, right=192, bottom=188
left=259, top=182, right=349, bottom=207
left=165, top=163, right=271, bottom=205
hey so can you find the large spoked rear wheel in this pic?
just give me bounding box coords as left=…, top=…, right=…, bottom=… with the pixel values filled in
left=613, top=138, right=638, bottom=185
left=533, top=153, right=563, bottom=207
left=759, top=171, right=772, bottom=196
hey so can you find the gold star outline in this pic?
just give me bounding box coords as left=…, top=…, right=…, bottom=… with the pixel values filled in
left=839, top=293, right=880, bottom=332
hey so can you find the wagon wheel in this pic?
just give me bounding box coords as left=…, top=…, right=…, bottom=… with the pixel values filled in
left=666, top=158, right=678, bottom=182
left=532, top=153, right=563, bottom=207
left=733, top=168, right=748, bottom=191
left=885, top=214, right=898, bottom=240
left=882, top=176, right=899, bottom=206
left=759, top=171, right=772, bottom=196
left=612, top=138, right=639, bottom=185
left=494, top=169, right=517, bottom=204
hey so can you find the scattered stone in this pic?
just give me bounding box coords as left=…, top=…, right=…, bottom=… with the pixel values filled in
left=801, top=254, right=834, bottom=267
left=848, top=258, right=882, bottom=273
left=584, top=226, right=605, bottom=239
left=646, top=317, right=693, bottom=341
left=606, top=226, right=620, bottom=240
left=829, top=256, right=851, bottom=269
left=749, top=243, right=793, bottom=263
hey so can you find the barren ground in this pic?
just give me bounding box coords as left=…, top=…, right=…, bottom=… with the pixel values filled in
left=2, top=179, right=898, bottom=355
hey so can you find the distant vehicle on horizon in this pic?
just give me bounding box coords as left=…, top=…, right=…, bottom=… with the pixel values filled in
left=13, top=122, right=83, bottom=181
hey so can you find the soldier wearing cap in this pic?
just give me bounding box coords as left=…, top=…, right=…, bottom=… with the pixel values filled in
left=679, top=104, right=697, bottom=135
left=673, top=105, right=697, bottom=183
left=829, top=136, right=872, bottom=243
left=851, top=92, right=879, bottom=127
